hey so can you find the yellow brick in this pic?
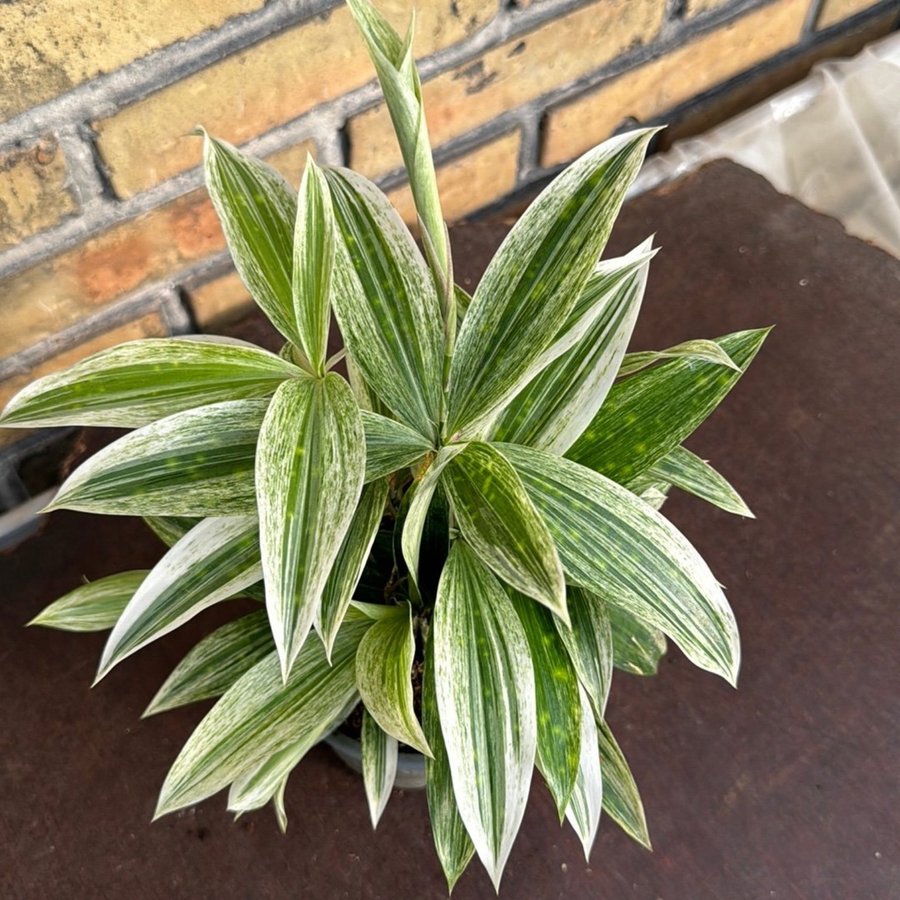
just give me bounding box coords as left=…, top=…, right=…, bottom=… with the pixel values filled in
left=94, top=1, right=496, bottom=198
left=188, top=270, right=254, bottom=329
left=348, top=0, right=665, bottom=180
left=0, top=136, right=78, bottom=250
left=818, top=0, right=878, bottom=28
left=387, top=131, right=522, bottom=226
left=542, top=0, right=808, bottom=167
left=0, top=0, right=266, bottom=122
left=0, top=313, right=167, bottom=448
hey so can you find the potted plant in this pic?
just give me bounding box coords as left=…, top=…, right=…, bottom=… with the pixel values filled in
left=2, top=0, right=767, bottom=890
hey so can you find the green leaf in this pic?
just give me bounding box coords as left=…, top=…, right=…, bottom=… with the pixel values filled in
left=499, top=444, right=740, bottom=685
left=360, top=410, right=434, bottom=482
left=646, top=446, right=754, bottom=518
left=433, top=542, right=536, bottom=890
left=491, top=237, right=652, bottom=454
left=608, top=605, right=667, bottom=676
left=29, top=570, right=147, bottom=632
left=48, top=399, right=266, bottom=517
left=97, top=516, right=261, bottom=680
left=256, top=373, right=365, bottom=679
left=616, top=338, right=740, bottom=379
left=0, top=338, right=298, bottom=429
left=203, top=133, right=301, bottom=345
left=446, top=129, right=654, bottom=436
left=325, top=166, right=443, bottom=440
left=292, top=158, right=334, bottom=374
left=361, top=708, right=398, bottom=828
left=568, top=328, right=770, bottom=484
left=443, top=442, right=567, bottom=622
left=318, top=479, right=389, bottom=659
left=156, top=615, right=370, bottom=817
left=555, top=586, right=613, bottom=722
left=509, top=590, right=581, bottom=819
left=564, top=687, right=603, bottom=861
left=144, top=516, right=199, bottom=548
left=598, top=718, right=651, bottom=849
left=356, top=602, right=430, bottom=756
left=144, top=610, right=273, bottom=716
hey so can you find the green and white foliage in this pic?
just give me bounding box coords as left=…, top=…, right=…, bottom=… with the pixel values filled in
left=5, top=0, right=768, bottom=890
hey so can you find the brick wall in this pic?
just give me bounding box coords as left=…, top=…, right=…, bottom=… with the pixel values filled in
left=0, top=0, right=897, bottom=463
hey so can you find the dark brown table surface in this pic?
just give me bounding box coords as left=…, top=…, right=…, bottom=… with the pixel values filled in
left=2, top=161, right=898, bottom=899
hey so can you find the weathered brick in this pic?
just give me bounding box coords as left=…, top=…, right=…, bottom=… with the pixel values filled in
left=0, top=136, right=78, bottom=250
left=348, top=0, right=664, bottom=180
left=387, top=131, right=522, bottom=226
left=188, top=271, right=254, bottom=329
left=0, top=312, right=168, bottom=448
left=0, top=0, right=266, bottom=122
left=94, top=1, right=496, bottom=198
left=542, top=0, right=808, bottom=167
left=818, top=0, right=879, bottom=28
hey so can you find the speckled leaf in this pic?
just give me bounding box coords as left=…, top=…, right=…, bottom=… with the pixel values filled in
left=48, top=399, right=267, bottom=517
left=423, top=634, right=475, bottom=891
left=29, top=570, right=147, bottom=632
left=499, top=444, right=740, bottom=685
left=325, top=166, right=443, bottom=440
left=509, top=589, right=581, bottom=818
left=555, top=586, right=613, bottom=721
left=361, top=708, right=398, bottom=828
left=318, top=479, right=389, bottom=659
left=293, top=158, right=334, bottom=373
left=144, top=610, right=273, bottom=716
left=0, top=339, right=298, bottom=429
left=616, top=338, right=739, bottom=379
left=433, top=542, right=536, bottom=890
left=568, top=328, right=770, bottom=484
left=144, top=516, right=199, bottom=548
left=203, top=133, right=301, bottom=345
left=360, top=410, right=435, bottom=482
left=492, top=238, right=651, bottom=454
left=608, top=604, right=668, bottom=676
left=646, top=446, right=754, bottom=518
left=356, top=602, right=430, bottom=755
left=443, top=442, right=567, bottom=622
left=564, top=687, right=603, bottom=860
left=446, top=129, right=654, bottom=436
left=156, top=615, right=370, bottom=817
left=598, top=718, right=651, bottom=849
left=97, top=516, right=261, bottom=680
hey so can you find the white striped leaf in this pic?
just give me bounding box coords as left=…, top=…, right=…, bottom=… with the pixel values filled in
left=491, top=237, right=651, bottom=454
left=422, top=635, right=475, bottom=891
left=144, top=610, right=273, bottom=716
left=568, top=328, right=770, bottom=484
left=616, top=338, right=739, bottom=379
left=608, top=604, right=668, bottom=676
left=292, top=158, right=334, bottom=374
left=555, top=586, right=614, bottom=721
left=360, top=410, right=435, bottom=482
left=499, top=443, right=740, bottom=685
left=0, top=339, right=298, bottom=429
left=564, top=687, right=603, bottom=860
left=97, top=516, right=262, bottom=680
left=646, top=446, right=754, bottom=518
left=157, top=615, right=370, bottom=817
left=434, top=542, right=537, bottom=890
left=509, top=589, right=581, bottom=819
left=48, top=400, right=267, bottom=517
left=598, top=718, right=651, bottom=849
left=361, top=708, right=398, bottom=828
left=203, top=133, right=301, bottom=346
left=256, top=373, right=365, bottom=680
left=356, top=602, right=430, bottom=756
left=29, top=570, right=147, bottom=632
left=144, top=516, right=198, bottom=548
left=446, top=129, right=654, bottom=436
left=325, top=166, right=443, bottom=441
left=318, top=478, right=389, bottom=659
left=442, top=442, right=567, bottom=622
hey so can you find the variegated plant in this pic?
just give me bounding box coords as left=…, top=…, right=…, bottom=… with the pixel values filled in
left=3, top=0, right=768, bottom=891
